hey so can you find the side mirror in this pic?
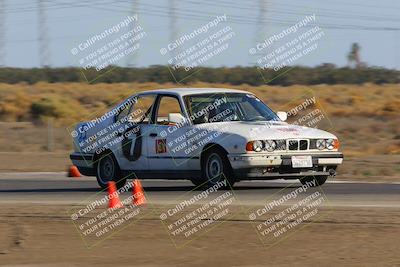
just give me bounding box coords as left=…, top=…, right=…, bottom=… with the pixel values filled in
left=168, top=113, right=186, bottom=125
left=276, top=111, right=287, bottom=122
left=127, top=113, right=135, bottom=123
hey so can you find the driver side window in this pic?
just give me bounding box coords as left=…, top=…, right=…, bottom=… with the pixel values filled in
left=127, top=95, right=156, bottom=124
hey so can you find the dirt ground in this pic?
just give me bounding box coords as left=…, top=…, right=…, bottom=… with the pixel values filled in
left=0, top=204, right=399, bottom=267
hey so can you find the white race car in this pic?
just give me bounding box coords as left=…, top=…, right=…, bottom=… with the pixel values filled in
left=70, top=88, right=343, bottom=189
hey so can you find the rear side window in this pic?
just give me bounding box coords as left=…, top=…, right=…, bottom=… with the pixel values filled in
left=155, top=96, right=183, bottom=125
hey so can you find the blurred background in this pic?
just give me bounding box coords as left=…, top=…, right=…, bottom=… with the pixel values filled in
left=0, top=0, right=399, bottom=180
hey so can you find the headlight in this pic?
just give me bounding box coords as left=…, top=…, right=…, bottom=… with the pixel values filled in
left=265, top=140, right=276, bottom=152
left=326, top=139, right=334, bottom=150
left=316, top=139, right=326, bottom=150
left=253, top=140, right=263, bottom=152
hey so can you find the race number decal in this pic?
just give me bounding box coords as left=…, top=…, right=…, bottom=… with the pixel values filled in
left=156, top=139, right=167, bottom=154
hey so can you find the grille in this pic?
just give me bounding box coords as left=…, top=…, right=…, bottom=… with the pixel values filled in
left=288, top=140, right=298, bottom=150
left=275, top=140, right=286, bottom=150
left=299, top=140, right=308, bottom=150
left=309, top=139, right=317, bottom=149
left=287, top=139, right=309, bottom=151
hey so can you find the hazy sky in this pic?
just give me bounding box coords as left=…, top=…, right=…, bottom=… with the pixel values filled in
left=3, top=0, right=400, bottom=69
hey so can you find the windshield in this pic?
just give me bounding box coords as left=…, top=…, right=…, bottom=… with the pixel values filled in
left=184, top=93, right=279, bottom=124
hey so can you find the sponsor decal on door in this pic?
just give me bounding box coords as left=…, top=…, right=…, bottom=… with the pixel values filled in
left=156, top=139, right=167, bottom=154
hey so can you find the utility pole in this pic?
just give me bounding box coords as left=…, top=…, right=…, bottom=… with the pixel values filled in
left=38, top=0, right=51, bottom=67
left=0, top=0, right=6, bottom=67
left=47, top=117, right=54, bottom=152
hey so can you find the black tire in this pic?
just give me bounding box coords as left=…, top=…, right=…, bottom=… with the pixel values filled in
left=299, top=176, right=328, bottom=186
left=201, top=148, right=235, bottom=189
left=190, top=178, right=205, bottom=187
left=96, top=153, right=126, bottom=189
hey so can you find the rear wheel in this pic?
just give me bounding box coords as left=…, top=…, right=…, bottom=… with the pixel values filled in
left=202, top=148, right=235, bottom=188
left=299, top=176, right=328, bottom=186
left=96, top=153, right=126, bottom=189
left=190, top=178, right=205, bottom=187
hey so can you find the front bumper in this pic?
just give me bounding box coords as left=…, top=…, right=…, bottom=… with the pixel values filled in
left=228, top=152, right=343, bottom=179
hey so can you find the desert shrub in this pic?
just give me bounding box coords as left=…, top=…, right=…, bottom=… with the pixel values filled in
left=30, top=95, right=87, bottom=125
left=0, top=65, right=399, bottom=85
left=0, top=92, right=31, bottom=121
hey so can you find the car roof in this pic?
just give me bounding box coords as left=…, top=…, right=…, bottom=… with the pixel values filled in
left=138, top=88, right=252, bottom=97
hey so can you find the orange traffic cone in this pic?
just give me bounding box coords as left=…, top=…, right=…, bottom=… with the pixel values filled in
left=132, top=179, right=146, bottom=206
left=108, top=181, right=123, bottom=209
left=68, top=165, right=81, bottom=177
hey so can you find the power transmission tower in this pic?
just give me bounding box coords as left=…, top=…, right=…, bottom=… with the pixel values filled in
left=0, top=0, right=6, bottom=67
left=38, top=0, right=51, bottom=67
left=127, top=0, right=139, bottom=68
left=251, top=0, right=269, bottom=65
left=169, top=0, right=178, bottom=64
left=256, top=0, right=267, bottom=40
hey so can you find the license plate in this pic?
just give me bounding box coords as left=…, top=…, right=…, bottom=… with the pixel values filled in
left=291, top=156, right=313, bottom=168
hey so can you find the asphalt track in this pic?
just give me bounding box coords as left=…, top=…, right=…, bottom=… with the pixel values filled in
left=0, top=172, right=399, bottom=207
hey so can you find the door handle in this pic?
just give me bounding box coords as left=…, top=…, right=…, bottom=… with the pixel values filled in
left=149, top=133, right=157, bottom=137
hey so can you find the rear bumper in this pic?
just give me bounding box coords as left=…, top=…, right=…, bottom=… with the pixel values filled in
left=70, top=152, right=95, bottom=176
left=228, top=152, right=343, bottom=179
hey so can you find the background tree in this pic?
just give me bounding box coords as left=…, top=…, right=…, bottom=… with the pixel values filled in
left=347, top=43, right=365, bottom=68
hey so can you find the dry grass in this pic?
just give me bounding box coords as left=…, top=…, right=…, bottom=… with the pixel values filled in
left=1, top=82, right=399, bottom=125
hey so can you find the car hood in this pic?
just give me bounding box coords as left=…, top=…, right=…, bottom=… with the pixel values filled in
left=196, top=121, right=337, bottom=140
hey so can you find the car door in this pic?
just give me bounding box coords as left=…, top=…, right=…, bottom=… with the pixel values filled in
left=145, top=94, right=193, bottom=171
left=114, top=94, right=157, bottom=172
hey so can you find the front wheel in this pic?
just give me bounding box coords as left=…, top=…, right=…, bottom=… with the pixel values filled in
left=299, top=176, right=328, bottom=186
left=202, top=149, right=235, bottom=188
left=96, top=153, right=126, bottom=189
